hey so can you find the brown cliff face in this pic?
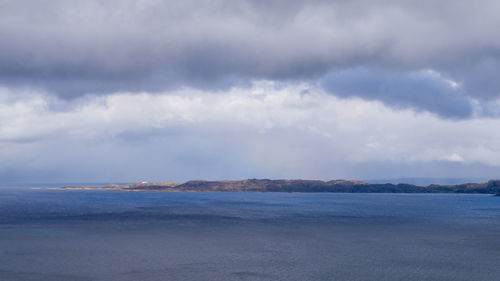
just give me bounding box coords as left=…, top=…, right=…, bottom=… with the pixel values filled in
left=60, top=179, right=500, bottom=194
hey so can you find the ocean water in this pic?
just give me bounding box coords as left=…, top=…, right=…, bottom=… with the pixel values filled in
left=0, top=188, right=498, bottom=281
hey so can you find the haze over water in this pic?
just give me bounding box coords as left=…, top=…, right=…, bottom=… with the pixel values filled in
left=0, top=188, right=498, bottom=281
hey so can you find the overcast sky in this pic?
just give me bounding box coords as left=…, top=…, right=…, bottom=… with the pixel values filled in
left=1, top=0, right=500, bottom=183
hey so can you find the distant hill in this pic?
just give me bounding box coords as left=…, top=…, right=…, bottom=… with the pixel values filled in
left=59, top=179, right=500, bottom=194
left=364, top=177, right=491, bottom=186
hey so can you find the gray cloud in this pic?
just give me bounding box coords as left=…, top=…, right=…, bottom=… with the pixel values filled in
left=321, top=68, right=474, bottom=119
left=0, top=0, right=500, bottom=116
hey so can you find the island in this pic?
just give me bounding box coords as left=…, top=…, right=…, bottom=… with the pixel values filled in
left=57, top=179, right=500, bottom=194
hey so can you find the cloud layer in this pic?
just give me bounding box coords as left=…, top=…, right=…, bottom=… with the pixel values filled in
left=2, top=83, right=500, bottom=183
left=1, top=1, right=500, bottom=182
left=1, top=0, right=500, bottom=118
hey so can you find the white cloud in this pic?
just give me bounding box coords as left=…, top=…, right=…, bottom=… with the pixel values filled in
left=446, top=153, right=465, bottom=162
left=2, top=82, right=500, bottom=182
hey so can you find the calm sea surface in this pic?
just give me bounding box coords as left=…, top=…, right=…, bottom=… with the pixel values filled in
left=0, top=188, right=499, bottom=281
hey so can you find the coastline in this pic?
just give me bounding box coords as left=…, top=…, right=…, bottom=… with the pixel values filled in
left=50, top=179, right=500, bottom=194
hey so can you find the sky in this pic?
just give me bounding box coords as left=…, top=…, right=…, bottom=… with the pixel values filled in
left=1, top=0, right=500, bottom=183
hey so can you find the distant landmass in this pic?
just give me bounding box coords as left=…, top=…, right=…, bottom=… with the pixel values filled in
left=57, top=179, right=500, bottom=194
left=363, top=177, right=492, bottom=186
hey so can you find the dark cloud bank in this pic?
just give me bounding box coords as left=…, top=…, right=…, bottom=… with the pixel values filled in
left=1, top=0, right=500, bottom=118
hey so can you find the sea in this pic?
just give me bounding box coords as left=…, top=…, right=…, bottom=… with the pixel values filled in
left=0, top=187, right=499, bottom=281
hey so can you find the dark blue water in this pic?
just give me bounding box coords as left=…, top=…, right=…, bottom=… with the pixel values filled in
left=0, top=188, right=499, bottom=281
